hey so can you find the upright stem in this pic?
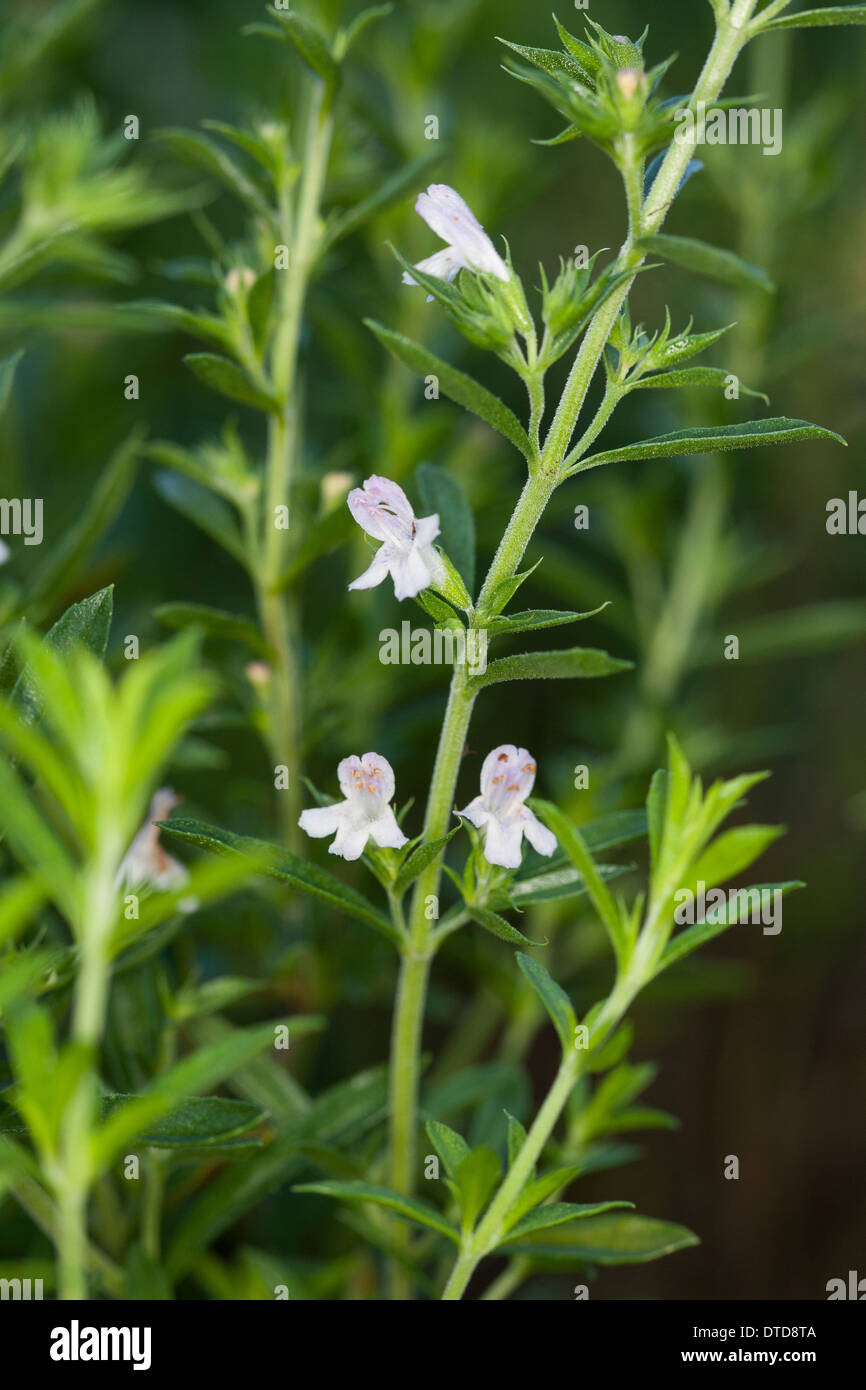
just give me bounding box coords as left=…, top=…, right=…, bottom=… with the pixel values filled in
left=387, top=0, right=761, bottom=1300
left=542, top=1, right=759, bottom=473
left=57, top=845, right=119, bottom=1300
left=386, top=469, right=559, bottom=1296
left=442, top=1056, right=579, bottom=1301
left=258, top=84, right=333, bottom=844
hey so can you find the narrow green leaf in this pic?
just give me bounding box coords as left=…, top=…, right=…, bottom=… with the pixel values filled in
left=468, top=905, right=536, bottom=947
left=125, top=299, right=231, bottom=350
left=629, top=366, right=768, bottom=403
left=0, top=877, right=44, bottom=948
left=92, top=1022, right=280, bottom=1167
left=582, top=809, right=649, bottom=854
left=483, top=560, right=542, bottom=618
left=505, top=1112, right=528, bottom=1168
left=0, top=349, right=23, bottom=417
left=124, top=1245, right=172, bottom=1300
left=454, top=1147, right=501, bottom=1230
left=183, top=353, right=278, bottom=413
left=415, top=462, right=475, bottom=593
left=497, top=38, right=591, bottom=82
left=155, top=602, right=267, bottom=654
left=9, top=587, right=113, bottom=729
left=501, top=1200, right=634, bottom=1244
left=365, top=319, right=532, bottom=459
left=606, top=1106, right=679, bottom=1133
left=489, top=605, right=608, bottom=636
left=165, top=1068, right=388, bottom=1278
left=154, top=472, right=247, bottom=566
left=467, top=646, right=632, bottom=692
left=158, top=129, right=273, bottom=221
left=576, top=417, right=846, bottom=473
left=693, top=600, right=866, bottom=665
left=510, top=861, right=630, bottom=907
left=504, top=1212, right=699, bottom=1263
left=647, top=769, right=670, bottom=875
left=159, top=818, right=400, bottom=944
left=335, top=4, right=393, bottom=59
left=324, top=150, right=441, bottom=249
left=530, top=801, right=628, bottom=964
left=508, top=1163, right=587, bottom=1221
left=656, top=882, right=804, bottom=973
left=689, top=824, right=783, bottom=891
left=272, top=9, right=340, bottom=87
left=302, top=1066, right=389, bottom=1145
left=426, top=1120, right=470, bottom=1179
left=0, top=760, right=77, bottom=914
left=763, top=6, right=866, bottom=28
left=516, top=953, right=576, bottom=1054
left=637, top=233, right=774, bottom=294
left=392, top=830, right=457, bottom=897
left=98, top=1095, right=264, bottom=1148
left=25, top=429, right=141, bottom=606
left=293, top=1180, right=458, bottom=1242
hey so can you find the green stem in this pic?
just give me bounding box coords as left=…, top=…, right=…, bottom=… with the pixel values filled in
left=480, top=1255, right=531, bottom=1302
left=385, top=466, right=560, bottom=1295
left=394, top=1, right=762, bottom=1301
left=386, top=950, right=431, bottom=1300
left=57, top=849, right=118, bottom=1300
left=258, top=84, right=334, bottom=845
left=542, top=1, right=759, bottom=475
left=442, top=1055, right=579, bottom=1300
left=563, top=382, right=623, bottom=474
left=58, top=1186, right=88, bottom=1301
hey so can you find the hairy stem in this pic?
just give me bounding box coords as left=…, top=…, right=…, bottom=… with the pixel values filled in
left=390, top=0, right=761, bottom=1301
left=544, top=1, right=759, bottom=476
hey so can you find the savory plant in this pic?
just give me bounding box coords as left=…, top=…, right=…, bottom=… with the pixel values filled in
left=1, top=0, right=863, bottom=1303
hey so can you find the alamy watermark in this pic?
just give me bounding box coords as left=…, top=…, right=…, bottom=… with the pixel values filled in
left=674, top=881, right=784, bottom=936
left=379, top=622, right=488, bottom=675
left=0, top=497, right=43, bottom=545
left=0, top=1276, right=43, bottom=1299
left=674, top=101, right=783, bottom=157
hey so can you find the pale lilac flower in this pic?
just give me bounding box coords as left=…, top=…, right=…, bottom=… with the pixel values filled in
left=299, top=753, right=408, bottom=862
left=402, top=184, right=510, bottom=288
left=348, top=475, right=443, bottom=601
left=0, top=540, right=9, bottom=564
left=116, top=788, right=191, bottom=895
left=459, top=745, right=557, bottom=870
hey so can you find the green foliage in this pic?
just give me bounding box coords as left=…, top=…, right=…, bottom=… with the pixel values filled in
left=0, top=0, right=856, bottom=1308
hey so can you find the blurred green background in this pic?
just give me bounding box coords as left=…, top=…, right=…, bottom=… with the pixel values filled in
left=2, top=0, right=865, bottom=1299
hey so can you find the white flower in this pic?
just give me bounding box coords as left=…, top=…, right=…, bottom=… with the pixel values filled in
left=299, top=753, right=408, bottom=862
left=459, top=745, right=557, bottom=870
left=0, top=540, right=9, bottom=565
left=347, top=475, right=443, bottom=601
left=116, top=787, right=193, bottom=901
left=402, top=184, right=510, bottom=288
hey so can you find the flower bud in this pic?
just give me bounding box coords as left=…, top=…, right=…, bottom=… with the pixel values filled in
left=245, top=661, right=271, bottom=689
left=321, top=471, right=354, bottom=511
left=616, top=68, right=641, bottom=101
left=226, top=267, right=256, bottom=295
